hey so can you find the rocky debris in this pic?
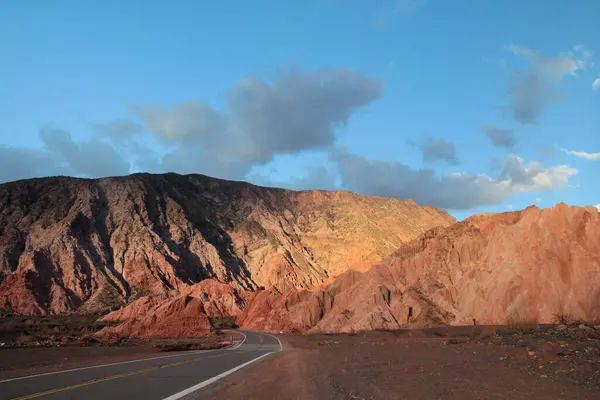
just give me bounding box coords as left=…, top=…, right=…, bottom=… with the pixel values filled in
left=488, top=323, right=600, bottom=391
left=0, top=173, right=453, bottom=315
left=1, top=338, right=62, bottom=349
left=239, top=204, right=600, bottom=332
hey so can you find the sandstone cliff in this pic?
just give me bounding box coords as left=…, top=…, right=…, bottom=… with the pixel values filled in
left=0, top=173, right=454, bottom=315
left=237, top=204, right=600, bottom=332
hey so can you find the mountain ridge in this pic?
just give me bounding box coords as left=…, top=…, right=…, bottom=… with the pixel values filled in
left=0, top=172, right=455, bottom=315
left=236, top=203, right=600, bottom=332
left=99, top=202, right=600, bottom=337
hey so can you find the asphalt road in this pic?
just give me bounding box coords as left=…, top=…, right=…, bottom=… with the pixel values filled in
left=0, top=330, right=282, bottom=400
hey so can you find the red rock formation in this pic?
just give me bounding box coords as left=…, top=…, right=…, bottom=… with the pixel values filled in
left=100, top=296, right=213, bottom=338
left=99, top=279, right=249, bottom=338
left=238, top=204, right=600, bottom=332
left=0, top=173, right=453, bottom=315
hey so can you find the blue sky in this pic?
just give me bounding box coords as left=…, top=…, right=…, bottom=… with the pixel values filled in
left=1, top=0, right=598, bottom=219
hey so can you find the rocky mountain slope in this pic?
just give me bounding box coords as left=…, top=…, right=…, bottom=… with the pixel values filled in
left=0, top=173, right=454, bottom=315
left=236, top=203, right=600, bottom=332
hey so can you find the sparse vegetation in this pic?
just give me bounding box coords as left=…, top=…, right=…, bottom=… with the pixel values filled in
left=234, top=219, right=268, bottom=238
left=553, top=311, right=575, bottom=326
left=0, top=314, right=120, bottom=347
left=208, top=315, right=238, bottom=329
left=130, top=288, right=153, bottom=300
left=505, top=307, right=540, bottom=332
left=506, top=319, right=540, bottom=333
left=94, top=285, right=126, bottom=310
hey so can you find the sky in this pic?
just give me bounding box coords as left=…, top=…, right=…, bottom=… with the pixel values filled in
left=1, top=0, right=599, bottom=220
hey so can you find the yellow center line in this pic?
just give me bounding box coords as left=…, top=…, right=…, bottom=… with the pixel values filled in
left=9, top=352, right=228, bottom=400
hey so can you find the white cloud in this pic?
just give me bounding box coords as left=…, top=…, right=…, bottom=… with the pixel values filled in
left=561, top=148, right=600, bottom=160
left=0, top=145, right=66, bottom=183
left=595, top=204, right=600, bottom=211
left=0, top=129, right=131, bottom=183
left=2, top=68, right=383, bottom=185
left=331, top=150, right=577, bottom=210
left=40, top=128, right=131, bottom=177
left=593, top=77, right=600, bottom=90
left=483, top=124, right=516, bottom=148
left=92, top=119, right=143, bottom=139
left=505, top=45, right=591, bottom=124
left=507, top=204, right=513, bottom=211
left=416, top=137, right=460, bottom=165
left=132, top=69, right=382, bottom=179
left=249, top=164, right=338, bottom=192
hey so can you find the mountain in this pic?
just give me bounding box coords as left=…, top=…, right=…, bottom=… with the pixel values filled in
left=0, top=173, right=454, bottom=315
left=236, top=204, right=600, bottom=332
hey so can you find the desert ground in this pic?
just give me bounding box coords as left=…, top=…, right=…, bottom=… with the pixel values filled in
left=195, top=326, right=600, bottom=400
left=2, top=322, right=598, bottom=400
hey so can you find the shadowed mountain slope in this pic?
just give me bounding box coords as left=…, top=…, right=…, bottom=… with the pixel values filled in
left=0, top=173, right=454, bottom=314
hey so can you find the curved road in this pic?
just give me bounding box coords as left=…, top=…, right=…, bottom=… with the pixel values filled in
left=0, top=330, right=281, bottom=400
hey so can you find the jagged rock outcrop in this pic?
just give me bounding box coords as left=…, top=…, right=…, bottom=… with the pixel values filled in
left=0, top=173, right=454, bottom=315
left=99, top=279, right=249, bottom=338
left=238, top=204, right=600, bottom=332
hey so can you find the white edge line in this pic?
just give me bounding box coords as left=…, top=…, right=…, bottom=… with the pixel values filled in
left=0, top=334, right=246, bottom=384
left=162, top=332, right=283, bottom=400
left=260, top=332, right=283, bottom=352
left=225, top=330, right=246, bottom=350
left=162, top=352, right=273, bottom=400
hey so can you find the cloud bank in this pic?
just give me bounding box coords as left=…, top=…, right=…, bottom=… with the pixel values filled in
left=134, top=69, right=382, bottom=179
left=331, top=150, right=577, bottom=210
left=0, top=64, right=581, bottom=211
left=0, top=129, right=131, bottom=183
